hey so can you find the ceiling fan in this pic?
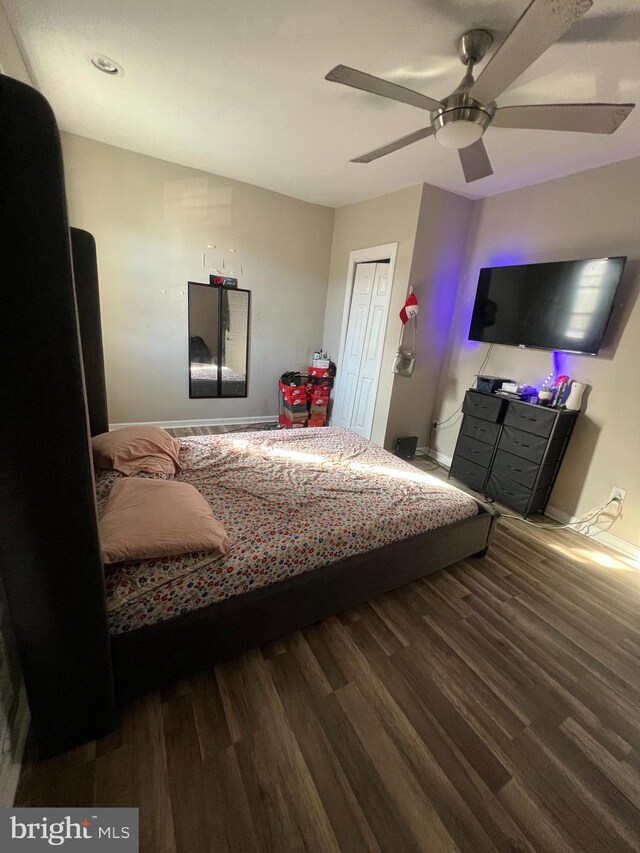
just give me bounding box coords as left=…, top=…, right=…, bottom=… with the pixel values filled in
left=325, top=0, right=635, bottom=183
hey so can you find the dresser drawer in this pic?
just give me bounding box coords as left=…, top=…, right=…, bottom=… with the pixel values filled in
left=455, top=434, right=495, bottom=467
left=492, top=450, right=540, bottom=490
left=462, top=391, right=505, bottom=423
left=450, top=456, right=488, bottom=492
left=486, top=472, right=533, bottom=515
left=504, top=401, right=557, bottom=438
left=498, top=425, right=548, bottom=465
left=461, top=415, right=500, bottom=446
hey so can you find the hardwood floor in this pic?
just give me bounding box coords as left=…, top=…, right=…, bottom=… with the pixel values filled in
left=15, top=511, right=640, bottom=852
left=166, top=422, right=279, bottom=437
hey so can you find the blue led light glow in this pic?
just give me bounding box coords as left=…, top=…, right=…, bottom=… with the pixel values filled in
left=486, top=251, right=528, bottom=267
left=536, top=350, right=569, bottom=392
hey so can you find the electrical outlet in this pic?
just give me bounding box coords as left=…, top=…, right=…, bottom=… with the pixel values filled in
left=610, top=486, right=627, bottom=504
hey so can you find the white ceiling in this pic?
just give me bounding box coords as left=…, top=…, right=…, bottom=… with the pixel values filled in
left=5, top=0, right=640, bottom=207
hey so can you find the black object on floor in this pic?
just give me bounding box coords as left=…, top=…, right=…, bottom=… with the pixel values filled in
left=395, top=436, right=418, bottom=460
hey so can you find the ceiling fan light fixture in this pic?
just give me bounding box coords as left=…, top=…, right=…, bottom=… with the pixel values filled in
left=434, top=119, right=484, bottom=150
left=432, top=101, right=494, bottom=150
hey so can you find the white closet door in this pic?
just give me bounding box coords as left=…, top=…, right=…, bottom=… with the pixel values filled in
left=349, top=263, right=390, bottom=438
left=333, top=262, right=391, bottom=439
left=331, top=263, right=376, bottom=429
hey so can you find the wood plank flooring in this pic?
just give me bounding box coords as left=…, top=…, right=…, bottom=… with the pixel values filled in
left=15, top=512, right=640, bottom=852
left=166, top=423, right=279, bottom=437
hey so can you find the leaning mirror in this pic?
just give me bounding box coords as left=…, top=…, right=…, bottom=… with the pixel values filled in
left=188, top=281, right=250, bottom=398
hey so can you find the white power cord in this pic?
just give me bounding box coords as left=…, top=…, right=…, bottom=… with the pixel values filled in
left=580, top=497, right=622, bottom=536
left=493, top=495, right=622, bottom=531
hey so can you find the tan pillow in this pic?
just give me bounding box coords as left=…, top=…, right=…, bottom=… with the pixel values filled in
left=92, top=426, right=180, bottom=476
left=99, top=478, right=229, bottom=565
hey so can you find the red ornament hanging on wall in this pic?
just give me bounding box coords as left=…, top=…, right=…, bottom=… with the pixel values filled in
left=399, top=291, right=419, bottom=325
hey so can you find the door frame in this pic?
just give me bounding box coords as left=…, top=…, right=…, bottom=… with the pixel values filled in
left=334, top=242, right=398, bottom=438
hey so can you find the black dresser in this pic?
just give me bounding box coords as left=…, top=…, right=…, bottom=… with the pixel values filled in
left=449, top=390, right=577, bottom=516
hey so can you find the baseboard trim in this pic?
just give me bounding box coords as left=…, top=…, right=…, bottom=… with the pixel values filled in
left=417, top=448, right=638, bottom=564
left=545, top=505, right=640, bottom=564
left=0, top=686, right=29, bottom=807
left=109, top=415, right=278, bottom=430
left=417, top=447, right=452, bottom=469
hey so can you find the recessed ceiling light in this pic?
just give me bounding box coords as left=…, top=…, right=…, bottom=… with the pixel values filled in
left=90, top=54, right=122, bottom=75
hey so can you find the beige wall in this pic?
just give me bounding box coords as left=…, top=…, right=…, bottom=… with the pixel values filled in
left=323, top=185, right=423, bottom=445
left=61, top=133, right=334, bottom=424
left=384, top=184, right=474, bottom=450
left=433, top=158, right=640, bottom=548
left=0, top=3, right=31, bottom=84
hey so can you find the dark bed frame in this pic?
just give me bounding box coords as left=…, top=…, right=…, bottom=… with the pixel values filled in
left=0, top=75, right=497, bottom=758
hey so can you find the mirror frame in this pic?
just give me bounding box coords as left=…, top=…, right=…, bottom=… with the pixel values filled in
left=187, top=280, right=251, bottom=399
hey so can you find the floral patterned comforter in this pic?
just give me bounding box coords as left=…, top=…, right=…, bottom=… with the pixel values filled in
left=97, top=427, right=479, bottom=635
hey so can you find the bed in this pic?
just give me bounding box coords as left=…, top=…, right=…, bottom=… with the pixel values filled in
left=100, top=427, right=495, bottom=699
left=1, top=74, right=496, bottom=756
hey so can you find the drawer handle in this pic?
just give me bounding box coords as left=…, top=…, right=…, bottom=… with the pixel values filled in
left=507, top=465, right=522, bottom=472
left=475, top=404, right=488, bottom=408
left=514, top=441, right=530, bottom=447
left=504, top=490, right=515, bottom=496
left=521, top=416, right=538, bottom=422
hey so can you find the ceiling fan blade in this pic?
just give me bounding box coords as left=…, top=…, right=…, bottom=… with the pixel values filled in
left=561, top=11, right=640, bottom=43
left=493, top=103, right=635, bottom=134
left=459, top=139, right=493, bottom=183
left=325, top=65, right=443, bottom=112
left=351, top=127, right=434, bottom=163
left=470, top=0, right=593, bottom=106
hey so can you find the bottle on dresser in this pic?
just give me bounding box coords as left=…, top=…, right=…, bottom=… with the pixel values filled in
left=551, top=374, right=570, bottom=407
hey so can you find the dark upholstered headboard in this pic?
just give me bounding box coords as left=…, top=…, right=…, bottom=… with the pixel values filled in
left=70, top=228, right=109, bottom=437
left=0, top=75, right=116, bottom=756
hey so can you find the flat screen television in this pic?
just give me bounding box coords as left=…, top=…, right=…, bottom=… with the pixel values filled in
left=468, top=257, right=626, bottom=355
